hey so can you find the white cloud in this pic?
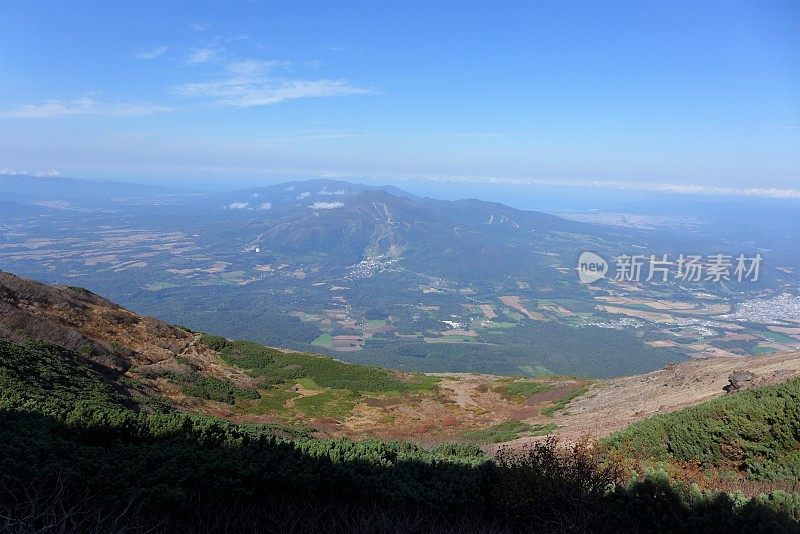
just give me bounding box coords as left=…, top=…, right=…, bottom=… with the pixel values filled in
left=190, top=23, right=209, bottom=32
left=0, top=168, right=60, bottom=177
left=411, top=175, right=800, bottom=200
left=0, top=97, right=171, bottom=118
left=258, top=202, right=272, bottom=210
left=135, top=46, right=167, bottom=59
left=225, top=202, right=250, bottom=209
left=187, top=47, right=219, bottom=64
left=174, top=41, right=369, bottom=107
left=309, top=201, right=344, bottom=209
left=318, top=189, right=347, bottom=195
left=173, top=53, right=369, bottom=108
left=296, top=191, right=311, bottom=199
left=174, top=76, right=369, bottom=107
left=225, top=59, right=286, bottom=76
left=250, top=192, right=260, bottom=198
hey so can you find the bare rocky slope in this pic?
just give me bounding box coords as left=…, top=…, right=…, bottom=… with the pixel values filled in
left=501, top=350, right=800, bottom=450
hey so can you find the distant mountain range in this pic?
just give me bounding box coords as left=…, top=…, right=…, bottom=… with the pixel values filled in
left=1, top=174, right=798, bottom=378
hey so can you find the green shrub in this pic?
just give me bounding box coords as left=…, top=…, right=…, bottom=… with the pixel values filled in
left=461, top=420, right=556, bottom=444
left=602, top=379, right=800, bottom=481
left=502, top=380, right=552, bottom=398
left=218, top=340, right=436, bottom=394
left=200, top=333, right=229, bottom=351
left=541, top=385, right=588, bottom=416
left=141, top=368, right=260, bottom=405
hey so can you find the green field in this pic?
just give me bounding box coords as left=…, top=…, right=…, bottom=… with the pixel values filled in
left=754, top=345, right=779, bottom=354
left=311, top=332, right=334, bottom=348
left=541, top=386, right=589, bottom=416
left=425, top=335, right=477, bottom=343
left=2, top=338, right=799, bottom=532
left=764, top=331, right=798, bottom=345
left=144, top=281, right=180, bottom=291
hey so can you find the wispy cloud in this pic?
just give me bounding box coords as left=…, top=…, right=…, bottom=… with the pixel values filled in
left=190, top=23, right=209, bottom=32
left=0, top=97, right=172, bottom=119
left=224, top=59, right=287, bottom=75
left=278, top=169, right=800, bottom=200
left=222, top=200, right=270, bottom=210
left=761, top=124, right=800, bottom=130
left=328, top=45, right=365, bottom=53
left=187, top=47, right=219, bottom=64
left=4, top=33, right=366, bottom=122
left=175, top=51, right=369, bottom=107
left=134, top=46, right=167, bottom=59
left=0, top=168, right=60, bottom=177
left=408, top=175, right=800, bottom=200
left=436, top=132, right=529, bottom=139
left=175, top=77, right=369, bottom=107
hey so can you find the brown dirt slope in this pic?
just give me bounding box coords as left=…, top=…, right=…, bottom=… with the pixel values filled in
left=0, top=270, right=200, bottom=371
left=501, top=350, right=800, bottom=449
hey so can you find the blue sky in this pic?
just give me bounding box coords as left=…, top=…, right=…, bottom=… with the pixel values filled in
left=0, top=1, right=798, bottom=198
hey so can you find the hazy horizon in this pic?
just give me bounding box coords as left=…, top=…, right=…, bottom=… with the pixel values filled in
left=1, top=1, right=798, bottom=196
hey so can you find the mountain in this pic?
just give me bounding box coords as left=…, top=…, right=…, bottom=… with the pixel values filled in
left=172, top=177, right=622, bottom=280
left=237, top=187, right=605, bottom=280
left=1, top=272, right=799, bottom=532
left=1, top=175, right=798, bottom=380
left=0, top=173, right=198, bottom=207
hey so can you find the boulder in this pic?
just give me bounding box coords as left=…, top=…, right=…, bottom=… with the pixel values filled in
left=723, top=370, right=757, bottom=394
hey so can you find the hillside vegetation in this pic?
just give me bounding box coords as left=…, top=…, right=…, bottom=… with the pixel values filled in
left=603, top=378, right=800, bottom=485
left=2, top=339, right=799, bottom=532
left=207, top=334, right=437, bottom=393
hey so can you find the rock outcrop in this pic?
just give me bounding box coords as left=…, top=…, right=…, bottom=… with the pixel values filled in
left=723, top=370, right=758, bottom=394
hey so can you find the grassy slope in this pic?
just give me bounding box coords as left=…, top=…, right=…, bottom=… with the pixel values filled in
left=196, top=334, right=438, bottom=422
